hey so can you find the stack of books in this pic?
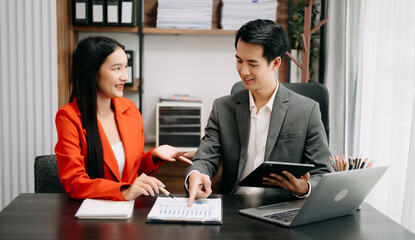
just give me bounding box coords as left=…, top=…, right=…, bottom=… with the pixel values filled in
left=221, top=0, right=277, bottom=30
left=157, top=0, right=213, bottom=29
left=159, top=94, right=202, bottom=103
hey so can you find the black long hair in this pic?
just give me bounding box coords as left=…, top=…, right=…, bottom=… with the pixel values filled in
left=70, top=36, right=125, bottom=179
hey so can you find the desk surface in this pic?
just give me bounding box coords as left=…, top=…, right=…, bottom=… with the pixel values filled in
left=0, top=193, right=414, bottom=240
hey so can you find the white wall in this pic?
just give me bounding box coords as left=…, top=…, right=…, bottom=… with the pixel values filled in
left=0, top=0, right=57, bottom=209
left=143, top=34, right=238, bottom=142
left=79, top=32, right=239, bottom=142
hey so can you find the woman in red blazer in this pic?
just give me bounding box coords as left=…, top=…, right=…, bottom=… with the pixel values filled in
left=55, top=36, right=192, bottom=201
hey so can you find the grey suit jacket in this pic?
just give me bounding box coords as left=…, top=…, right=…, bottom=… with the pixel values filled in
left=185, top=84, right=332, bottom=200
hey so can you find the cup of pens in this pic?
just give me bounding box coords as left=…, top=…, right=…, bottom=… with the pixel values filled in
left=329, top=154, right=374, bottom=172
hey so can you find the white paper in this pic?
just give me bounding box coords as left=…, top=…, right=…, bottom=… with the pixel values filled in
left=156, top=0, right=213, bottom=29
left=147, top=197, right=222, bottom=223
left=75, top=3, right=86, bottom=20
left=107, top=5, right=118, bottom=23
left=126, top=66, right=133, bottom=83
left=121, top=2, right=133, bottom=23
left=92, top=5, right=103, bottom=22
left=75, top=199, right=134, bottom=219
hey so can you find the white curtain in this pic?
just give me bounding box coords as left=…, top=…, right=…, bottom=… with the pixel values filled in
left=353, top=0, right=415, bottom=231
left=326, top=0, right=415, bottom=233
left=0, top=0, right=57, bottom=210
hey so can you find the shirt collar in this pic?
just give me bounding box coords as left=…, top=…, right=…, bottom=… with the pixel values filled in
left=248, top=81, right=279, bottom=112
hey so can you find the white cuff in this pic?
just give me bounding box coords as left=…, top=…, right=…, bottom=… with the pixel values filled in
left=184, top=170, right=200, bottom=192
left=292, top=182, right=311, bottom=199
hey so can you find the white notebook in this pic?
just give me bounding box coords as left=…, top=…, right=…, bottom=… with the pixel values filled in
left=75, top=199, right=134, bottom=219
left=147, top=197, right=222, bottom=224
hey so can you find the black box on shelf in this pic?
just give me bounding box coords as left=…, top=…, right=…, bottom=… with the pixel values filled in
left=124, top=50, right=135, bottom=87
left=156, top=102, right=203, bottom=150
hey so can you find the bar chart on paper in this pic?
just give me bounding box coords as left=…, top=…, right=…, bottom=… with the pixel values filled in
left=146, top=197, right=222, bottom=224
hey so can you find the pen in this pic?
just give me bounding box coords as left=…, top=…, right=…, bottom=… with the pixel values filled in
left=159, top=187, right=176, bottom=200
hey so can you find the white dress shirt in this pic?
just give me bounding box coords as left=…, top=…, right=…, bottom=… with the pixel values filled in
left=111, top=142, right=125, bottom=179
left=235, top=84, right=279, bottom=195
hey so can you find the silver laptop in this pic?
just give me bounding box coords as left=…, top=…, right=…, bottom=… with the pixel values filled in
left=239, top=166, right=388, bottom=227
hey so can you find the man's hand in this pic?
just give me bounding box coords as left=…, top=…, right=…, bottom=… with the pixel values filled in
left=152, top=145, right=193, bottom=165
left=187, top=172, right=212, bottom=207
left=262, top=171, right=310, bottom=196
left=121, top=173, right=164, bottom=200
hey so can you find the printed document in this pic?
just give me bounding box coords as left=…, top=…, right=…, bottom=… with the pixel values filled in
left=147, top=197, right=222, bottom=224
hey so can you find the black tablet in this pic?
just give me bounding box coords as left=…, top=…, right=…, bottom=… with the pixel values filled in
left=238, top=162, right=315, bottom=188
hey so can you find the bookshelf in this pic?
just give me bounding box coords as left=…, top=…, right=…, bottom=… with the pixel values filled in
left=57, top=0, right=290, bottom=108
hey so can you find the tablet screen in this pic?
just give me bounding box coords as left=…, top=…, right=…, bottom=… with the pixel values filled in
left=238, top=162, right=315, bottom=188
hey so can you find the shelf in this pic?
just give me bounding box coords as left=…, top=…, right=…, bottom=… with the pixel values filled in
left=73, top=26, right=235, bottom=35
left=143, top=27, right=236, bottom=35
left=73, top=26, right=139, bottom=33
left=124, top=78, right=140, bottom=91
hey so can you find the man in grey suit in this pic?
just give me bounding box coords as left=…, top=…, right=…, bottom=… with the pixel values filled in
left=185, top=19, right=331, bottom=206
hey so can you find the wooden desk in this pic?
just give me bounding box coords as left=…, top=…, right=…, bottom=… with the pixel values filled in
left=0, top=194, right=414, bottom=240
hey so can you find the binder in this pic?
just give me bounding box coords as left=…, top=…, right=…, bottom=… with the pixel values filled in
left=120, top=0, right=137, bottom=26
left=91, top=0, right=105, bottom=25
left=106, top=0, right=120, bottom=26
left=124, top=50, right=135, bottom=87
left=73, top=0, right=90, bottom=25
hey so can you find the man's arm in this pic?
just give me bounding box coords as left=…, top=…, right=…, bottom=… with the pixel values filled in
left=184, top=99, right=223, bottom=205
left=184, top=99, right=223, bottom=180
left=303, top=102, right=332, bottom=189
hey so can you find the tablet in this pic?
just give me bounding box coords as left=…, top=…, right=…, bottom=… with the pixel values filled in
left=238, top=162, right=315, bottom=188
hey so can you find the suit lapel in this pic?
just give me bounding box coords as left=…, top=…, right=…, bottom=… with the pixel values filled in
left=112, top=99, right=136, bottom=182
left=97, top=119, right=122, bottom=182
left=235, top=91, right=251, bottom=180
left=265, top=85, right=289, bottom=161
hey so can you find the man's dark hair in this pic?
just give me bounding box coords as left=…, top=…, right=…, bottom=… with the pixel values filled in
left=235, top=19, right=288, bottom=64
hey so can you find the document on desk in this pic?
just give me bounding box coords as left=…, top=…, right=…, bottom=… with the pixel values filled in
left=147, top=197, right=222, bottom=224
left=75, top=199, right=134, bottom=219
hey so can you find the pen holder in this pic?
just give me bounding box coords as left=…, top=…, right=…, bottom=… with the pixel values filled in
left=329, top=154, right=374, bottom=172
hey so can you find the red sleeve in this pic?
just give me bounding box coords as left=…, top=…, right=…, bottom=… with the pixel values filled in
left=54, top=108, right=128, bottom=201
left=137, top=147, right=165, bottom=176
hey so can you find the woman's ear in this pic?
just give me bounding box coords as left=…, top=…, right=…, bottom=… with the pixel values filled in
left=271, top=57, right=282, bottom=71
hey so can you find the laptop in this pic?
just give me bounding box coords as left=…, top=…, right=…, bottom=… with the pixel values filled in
left=239, top=166, right=388, bottom=227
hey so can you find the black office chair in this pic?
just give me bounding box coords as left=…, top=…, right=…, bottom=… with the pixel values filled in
left=231, top=81, right=329, bottom=141
left=34, top=154, right=66, bottom=193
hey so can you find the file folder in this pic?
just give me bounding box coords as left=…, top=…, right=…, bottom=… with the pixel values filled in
left=125, top=50, right=135, bottom=87
left=106, top=0, right=119, bottom=26
left=120, top=0, right=137, bottom=26
left=91, top=0, right=105, bottom=25
left=73, top=0, right=90, bottom=25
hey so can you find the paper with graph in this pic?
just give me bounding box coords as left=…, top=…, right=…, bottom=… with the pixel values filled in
left=147, top=197, right=222, bottom=224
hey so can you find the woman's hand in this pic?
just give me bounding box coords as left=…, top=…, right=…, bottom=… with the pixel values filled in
left=121, top=173, right=164, bottom=200
left=152, top=145, right=193, bottom=165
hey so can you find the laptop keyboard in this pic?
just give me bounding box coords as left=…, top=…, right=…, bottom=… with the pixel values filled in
left=264, top=209, right=299, bottom=223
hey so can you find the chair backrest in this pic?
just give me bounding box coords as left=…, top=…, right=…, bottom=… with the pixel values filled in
left=34, top=154, right=66, bottom=193
left=230, top=81, right=330, bottom=141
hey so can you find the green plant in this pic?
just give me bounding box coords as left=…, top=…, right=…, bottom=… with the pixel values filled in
left=288, top=1, right=320, bottom=82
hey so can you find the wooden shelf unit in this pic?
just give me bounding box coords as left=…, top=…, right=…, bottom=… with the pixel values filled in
left=73, top=26, right=139, bottom=33
left=143, top=27, right=236, bottom=35
left=57, top=0, right=290, bottom=107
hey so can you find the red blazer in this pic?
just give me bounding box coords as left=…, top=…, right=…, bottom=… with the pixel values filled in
left=55, top=97, right=162, bottom=200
